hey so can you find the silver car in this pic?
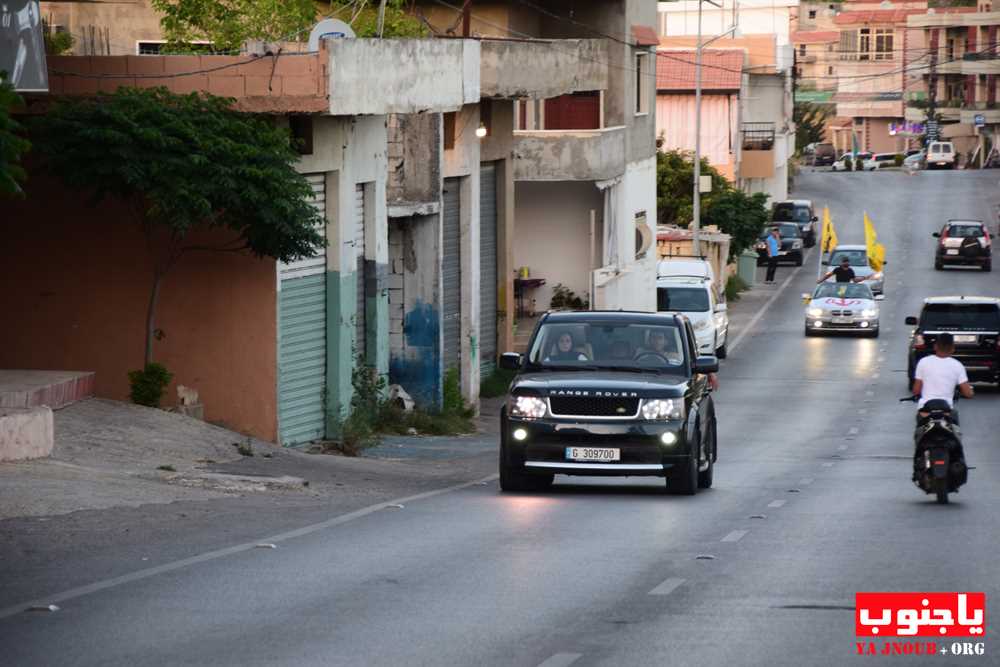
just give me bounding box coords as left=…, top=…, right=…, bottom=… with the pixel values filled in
left=803, top=282, right=883, bottom=337
left=824, top=245, right=885, bottom=295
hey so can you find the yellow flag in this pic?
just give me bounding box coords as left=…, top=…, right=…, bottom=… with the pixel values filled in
left=821, top=207, right=839, bottom=254
left=864, top=212, right=885, bottom=272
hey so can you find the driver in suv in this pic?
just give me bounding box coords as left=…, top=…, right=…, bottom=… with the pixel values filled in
left=498, top=311, right=719, bottom=496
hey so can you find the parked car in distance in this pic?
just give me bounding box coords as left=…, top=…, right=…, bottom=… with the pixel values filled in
left=656, top=275, right=729, bottom=359
left=905, top=297, right=1000, bottom=388
left=831, top=152, right=876, bottom=171
left=872, top=152, right=902, bottom=169
left=813, top=142, right=836, bottom=167
left=772, top=200, right=818, bottom=247
left=933, top=219, right=992, bottom=271
left=926, top=141, right=956, bottom=169
left=756, top=223, right=804, bottom=266
left=803, top=281, right=882, bottom=337
left=824, top=244, right=885, bottom=295
left=498, top=310, right=719, bottom=495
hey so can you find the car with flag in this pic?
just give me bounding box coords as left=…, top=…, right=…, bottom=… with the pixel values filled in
left=933, top=220, right=992, bottom=272
left=802, top=282, right=883, bottom=337
left=823, top=245, right=884, bottom=295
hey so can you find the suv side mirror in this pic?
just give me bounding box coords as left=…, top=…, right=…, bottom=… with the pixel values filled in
left=811, top=216, right=819, bottom=222
left=714, top=303, right=727, bottom=313
left=693, top=355, right=719, bottom=374
left=932, top=232, right=940, bottom=238
left=905, top=316, right=918, bottom=326
left=499, top=352, right=523, bottom=371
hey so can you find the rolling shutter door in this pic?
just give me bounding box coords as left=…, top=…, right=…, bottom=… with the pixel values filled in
left=355, top=184, right=367, bottom=360
left=277, top=174, right=327, bottom=446
left=442, top=178, right=461, bottom=374
left=479, top=163, right=498, bottom=378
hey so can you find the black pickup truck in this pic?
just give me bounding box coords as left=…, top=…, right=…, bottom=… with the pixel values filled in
left=497, top=311, right=719, bottom=495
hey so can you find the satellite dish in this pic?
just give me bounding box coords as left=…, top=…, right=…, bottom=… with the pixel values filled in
left=308, top=19, right=356, bottom=51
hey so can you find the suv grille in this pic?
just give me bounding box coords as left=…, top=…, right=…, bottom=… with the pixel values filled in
left=549, top=396, right=640, bottom=417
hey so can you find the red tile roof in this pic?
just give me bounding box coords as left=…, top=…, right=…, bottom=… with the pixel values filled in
left=834, top=8, right=925, bottom=24
left=656, top=49, right=744, bottom=92
left=792, top=30, right=839, bottom=44
left=632, top=24, right=659, bottom=46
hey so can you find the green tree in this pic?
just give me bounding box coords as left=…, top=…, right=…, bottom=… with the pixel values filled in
left=701, top=189, right=771, bottom=259
left=655, top=148, right=728, bottom=227
left=656, top=148, right=770, bottom=258
left=794, top=101, right=833, bottom=151
left=0, top=73, right=30, bottom=197
left=31, top=87, right=325, bottom=365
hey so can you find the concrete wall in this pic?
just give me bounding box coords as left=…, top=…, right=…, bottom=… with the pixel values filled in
left=593, top=156, right=658, bottom=313
left=513, top=181, right=604, bottom=311
left=513, top=127, right=627, bottom=181
left=388, top=214, right=441, bottom=407
left=42, top=0, right=163, bottom=56
left=0, top=169, right=280, bottom=440
left=327, top=39, right=480, bottom=116
left=388, top=113, right=442, bottom=211
left=480, top=38, right=611, bottom=99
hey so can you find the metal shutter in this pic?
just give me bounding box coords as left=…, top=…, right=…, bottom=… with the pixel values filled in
left=442, top=178, right=461, bottom=374
left=479, top=163, right=498, bottom=378
left=355, top=184, right=367, bottom=361
left=277, top=174, right=327, bottom=446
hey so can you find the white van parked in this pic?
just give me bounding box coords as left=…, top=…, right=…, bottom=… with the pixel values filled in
left=926, top=141, right=956, bottom=169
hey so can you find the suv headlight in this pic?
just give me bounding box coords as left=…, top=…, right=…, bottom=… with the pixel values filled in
left=807, top=307, right=824, bottom=318
left=509, top=395, right=546, bottom=419
left=862, top=308, right=878, bottom=318
left=693, top=319, right=710, bottom=331
left=641, top=398, right=685, bottom=421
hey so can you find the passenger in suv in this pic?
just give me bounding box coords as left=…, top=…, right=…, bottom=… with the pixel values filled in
left=933, top=220, right=992, bottom=272
left=905, top=297, right=1000, bottom=388
left=498, top=311, right=719, bottom=495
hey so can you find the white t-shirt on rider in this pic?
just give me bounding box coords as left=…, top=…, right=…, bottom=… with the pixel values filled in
left=915, top=355, right=968, bottom=408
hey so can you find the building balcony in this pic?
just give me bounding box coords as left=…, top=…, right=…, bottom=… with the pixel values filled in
left=512, top=126, right=626, bottom=181
left=961, top=53, right=1000, bottom=75
left=327, top=38, right=480, bottom=115
left=740, top=122, right=776, bottom=179
left=935, top=60, right=963, bottom=75
left=480, top=38, right=610, bottom=100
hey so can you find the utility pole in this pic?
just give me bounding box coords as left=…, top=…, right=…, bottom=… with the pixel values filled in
left=692, top=0, right=737, bottom=255
left=927, top=28, right=939, bottom=144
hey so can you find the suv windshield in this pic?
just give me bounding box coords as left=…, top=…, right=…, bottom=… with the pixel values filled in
left=657, top=286, right=710, bottom=312
left=920, top=304, right=1000, bottom=331
left=828, top=249, right=868, bottom=267
left=527, top=322, right=687, bottom=372
left=945, top=224, right=985, bottom=238
left=773, top=204, right=811, bottom=223
left=761, top=223, right=800, bottom=239
left=814, top=283, right=873, bottom=300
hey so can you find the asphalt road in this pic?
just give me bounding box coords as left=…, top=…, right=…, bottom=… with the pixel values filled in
left=3, top=170, right=1000, bottom=666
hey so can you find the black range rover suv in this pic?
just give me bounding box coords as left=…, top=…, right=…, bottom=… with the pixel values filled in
left=906, top=296, right=1000, bottom=387
left=498, top=311, right=719, bottom=495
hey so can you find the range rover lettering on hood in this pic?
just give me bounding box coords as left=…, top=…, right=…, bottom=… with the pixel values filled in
left=550, top=390, right=640, bottom=397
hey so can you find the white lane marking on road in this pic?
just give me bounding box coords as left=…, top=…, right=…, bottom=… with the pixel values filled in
left=873, top=373, right=880, bottom=379
left=858, top=408, right=868, bottom=414
left=822, top=462, right=836, bottom=467
left=649, top=577, right=686, bottom=596
left=0, top=474, right=500, bottom=620
left=865, top=391, right=874, bottom=397
left=848, top=427, right=859, bottom=435
left=721, top=530, right=749, bottom=543
left=800, top=477, right=815, bottom=485
left=726, top=255, right=809, bottom=356
left=767, top=500, right=787, bottom=508
left=838, top=445, right=849, bottom=451
left=537, top=653, right=583, bottom=667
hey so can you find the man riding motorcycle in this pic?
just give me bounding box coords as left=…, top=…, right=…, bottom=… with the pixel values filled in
left=911, top=332, right=974, bottom=424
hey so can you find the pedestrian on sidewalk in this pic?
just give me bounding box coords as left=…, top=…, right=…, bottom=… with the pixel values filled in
left=765, top=227, right=781, bottom=284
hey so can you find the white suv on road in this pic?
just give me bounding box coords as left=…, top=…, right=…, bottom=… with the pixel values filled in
left=926, top=141, right=956, bottom=169
left=656, top=275, right=729, bottom=359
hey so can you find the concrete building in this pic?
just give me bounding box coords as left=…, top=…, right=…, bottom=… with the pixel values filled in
left=2, top=38, right=477, bottom=446
left=411, top=1, right=661, bottom=359
left=792, top=30, right=839, bottom=93
left=907, top=0, right=1000, bottom=164
left=657, top=2, right=797, bottom=204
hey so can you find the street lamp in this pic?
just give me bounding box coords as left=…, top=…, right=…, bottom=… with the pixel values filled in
left=692, top=0, right=738, bottom=255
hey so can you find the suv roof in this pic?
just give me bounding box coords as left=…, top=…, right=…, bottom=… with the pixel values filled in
left=774, top=199, right=813, bottom=207
left=923, top=296, right=1000, bottom=306
left=946, top=219, right=984, bottom=225
left=658, top=276, right=710, bottom=287
left=541, top=310, right=686, bottom=324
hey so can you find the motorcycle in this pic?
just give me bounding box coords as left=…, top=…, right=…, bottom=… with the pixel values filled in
left=899, top=396, right=968, bottom=504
